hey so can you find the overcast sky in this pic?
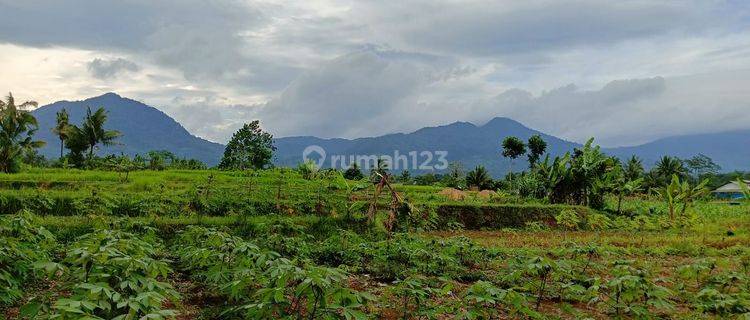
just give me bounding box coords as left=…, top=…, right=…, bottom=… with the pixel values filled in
left=1, top=0, right=749, bottom=146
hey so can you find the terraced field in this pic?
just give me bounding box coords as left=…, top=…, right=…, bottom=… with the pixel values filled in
left=1, top=169, right=749, bottom=319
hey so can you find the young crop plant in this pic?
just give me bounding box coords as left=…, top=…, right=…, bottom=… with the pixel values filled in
left=595, top=260, right=674, bottom=318
left=0, top=212, right=56, bottom=307
left=29, top=229, right=178, bottom=319
left=463, top=280, right=541, bottom=319
left=554, top=209, right=581, bottom=230
left=173, top=226, right=374, bottom=319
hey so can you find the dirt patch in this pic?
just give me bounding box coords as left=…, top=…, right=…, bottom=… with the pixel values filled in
left=439, top=188, right=467, bottom=201
left=476, top=190, right=497, bottom=199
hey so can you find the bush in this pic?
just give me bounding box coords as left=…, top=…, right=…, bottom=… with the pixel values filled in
left=555, top=209, right=581, bottom=230
left=436, top=204, right=590, bottom=230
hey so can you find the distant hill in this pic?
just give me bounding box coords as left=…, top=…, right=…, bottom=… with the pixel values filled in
left=29, top=93, right=750, bottom=175
left=604, top=130, right=750, bottom=172
left=32, top=93, right=224, bottom=165
left=276, top=118, right=750, bottom=176
left=274, top=117, right=581, bottom=175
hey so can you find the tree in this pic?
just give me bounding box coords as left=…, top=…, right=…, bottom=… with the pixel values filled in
left=684, top=154, right=721, bottom=178
left=655, top=156, right=687, bottom=179
left=443, top=161, right=465, bottom=188
left=398, top=170, right=412, bottom=183
left=0, top=93, right=45, bottom=173
left=51, top=108, right=70, bottom=159
left=218, top=120, right=276, bottom=170
left=502, top=136, right=526, bottom=178
left=527, top=135, right=547, bottom=169
left=343, top=162, right=364, bottom=180
left=466, top=165, right=493, bottom=190
left=80, top=107, right=121, bottom=157
left=624, top=155, right=644, bottom=181
left=63, top=125, right=89, bottom=167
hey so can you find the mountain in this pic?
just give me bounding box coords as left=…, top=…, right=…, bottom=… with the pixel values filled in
left=275, top=119, right=750, bottom=177
left=604, top=130, right=750, bottom=172
left=29, top=93, right=750, bottom=175
left=32, top=93, right=224, bottom=165
left=274, top=118, right=581, bottom=176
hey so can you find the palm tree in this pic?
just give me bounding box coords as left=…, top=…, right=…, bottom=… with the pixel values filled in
left=624, top=155, right=644, bottom=181
left=0, top=93, right=45, bottom=173
left=654, top=156, right=687, bottom=187
left=466, top=165, right=492, bottom=190
left=81, top=107, right=121, bottom=157
left=51, top=108, right=70, bottom=159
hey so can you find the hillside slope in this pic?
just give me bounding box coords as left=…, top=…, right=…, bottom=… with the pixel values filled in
left=32, top=93, right=224, bottom=165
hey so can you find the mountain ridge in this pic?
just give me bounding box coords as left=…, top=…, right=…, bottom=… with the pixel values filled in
left=29, top=93, right=750, bottom=176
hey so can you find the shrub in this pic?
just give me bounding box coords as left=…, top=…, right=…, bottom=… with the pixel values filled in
left=555, top=209, right=581, bottom=230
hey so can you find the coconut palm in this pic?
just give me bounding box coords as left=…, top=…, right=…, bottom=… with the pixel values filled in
left=51, top=108, right=70, bottom=159
left=654, top=156, right=687, bottom=180
left=0, top=93, right=45, bottom=173
left=624, top=155, right=644, bottom=181
left=80, top=107, right=121, bottom=157
left=466, top=165, right=493, bottom=190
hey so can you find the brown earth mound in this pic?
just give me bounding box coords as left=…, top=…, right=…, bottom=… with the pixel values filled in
left=476, top=190, right=497, bottom=199
left=439, top=188, right=467, bottom=201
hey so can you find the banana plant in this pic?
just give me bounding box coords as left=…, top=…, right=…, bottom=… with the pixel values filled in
left=655, top=175, right=683, bottom=221
left=737, top=178, right=750, bottom=200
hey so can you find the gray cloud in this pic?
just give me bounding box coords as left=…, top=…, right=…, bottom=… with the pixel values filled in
left=1, top=0, right=749, bottom=146
left=258, top=48, right=464, bottom=138
left=356, top=1, right=724, bottom=58
left=87, top=58, right=139, bottom=79
left=466, top=71, right=750, bottom=146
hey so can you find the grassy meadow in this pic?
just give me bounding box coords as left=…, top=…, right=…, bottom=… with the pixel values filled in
left=1, top=168, right=749, bottom=319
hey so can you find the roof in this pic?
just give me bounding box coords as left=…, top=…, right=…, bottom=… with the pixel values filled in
left=713, top=180, right=750, bottom=193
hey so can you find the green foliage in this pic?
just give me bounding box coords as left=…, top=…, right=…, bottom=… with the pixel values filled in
left=0, top=212, right=56, bottom=306
left=555, top=209, right=581, bottom=230
left=343, top=163, right=364, bottom=180
left=28, top=229, right=178, bottom=319
left=0, top=93, right=45, bottom=173
left=595, top=260, right=674, bottom=317
left=298, top=159, right=321, bottom=180
left=526, top=134, right=547, bottom=169
left=655, top=174, right=710, bottom=222
left=465, top=165, right=493, bottom=190
left=172, top=226, right=373, bottom=319
left=739, top=178, right=750, bottom=200
left=51, top=108, right=70, bottom=159
left=533, top=139, right=617, bottom=209
left=219, top=120, right=275, bottom=170
left=501, top=136, right=526, bottom=160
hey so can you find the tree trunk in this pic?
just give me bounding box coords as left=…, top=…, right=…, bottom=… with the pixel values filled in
left=60, top=138, right=64, bottom=159
left=617, top=192, right=623, bottom=215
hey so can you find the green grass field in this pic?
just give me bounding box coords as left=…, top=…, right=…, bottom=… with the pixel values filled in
left=1, top=168, right=749, bottom=319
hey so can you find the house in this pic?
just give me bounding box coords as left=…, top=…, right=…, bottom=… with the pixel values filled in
left=712, top=180, right=750, bottom=199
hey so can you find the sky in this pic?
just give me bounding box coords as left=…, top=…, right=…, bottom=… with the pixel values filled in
left=1, top=0, right=749, bottom=147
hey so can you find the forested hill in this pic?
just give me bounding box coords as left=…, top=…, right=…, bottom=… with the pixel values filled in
left=32, top=93, right=224, bottom=166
